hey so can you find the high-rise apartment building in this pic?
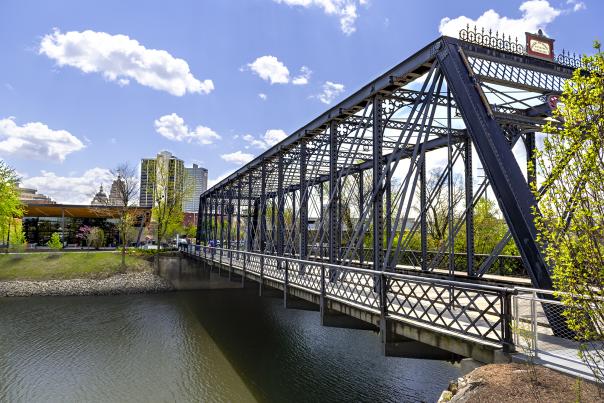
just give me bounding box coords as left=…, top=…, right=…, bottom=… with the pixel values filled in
left=139, top=151, right=185, bottom=208
left=184, top=164, right=208, bottom=212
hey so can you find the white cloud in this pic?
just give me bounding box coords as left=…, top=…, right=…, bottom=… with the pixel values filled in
left=264, top=129, right=288, bottom=145
left=242, top=129, right=288, bottom=149
left=567, top=0, right=586, bottom=12
left=316, top=81, right=345, bottom=104
left=21, top=167, right=114, bottom=204
left=439, top=0, right=562, bottom=40
left=0, top=117, right=85, bottom=162
left=208, top=170, right=235, bottom=188
left=154, top=113, right=221, bottom=145
left=247, top=55, right=290, bottom=84
left=258, top=93, right=268, bottom=100
left=292, top=66, right=312, bottom=85
left=274, top=0, right=365, bottom=35
left=39, top=29, right=213, bottom=96
left=221, top=150, right=255, bottom=165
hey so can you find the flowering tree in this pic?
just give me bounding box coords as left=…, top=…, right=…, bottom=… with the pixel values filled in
left=534, top=42, right=604, bottom=383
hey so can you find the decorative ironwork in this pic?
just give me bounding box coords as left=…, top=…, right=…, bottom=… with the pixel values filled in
left=459, top=24, right=587, bottom=71
left=459, top=24, right=525, bottom=55
left=183, top=245, right=515, bottom=347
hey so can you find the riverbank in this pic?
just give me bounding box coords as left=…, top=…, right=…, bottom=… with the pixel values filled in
left=0, top=252, right=173, bottom=297
left=439, top=363, right=601, bottom=402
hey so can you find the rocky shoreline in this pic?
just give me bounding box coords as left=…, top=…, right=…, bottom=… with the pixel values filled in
left=0, top=271, right=174, bottom=297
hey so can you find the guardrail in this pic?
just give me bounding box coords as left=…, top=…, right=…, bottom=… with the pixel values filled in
left=181, top=244, right=516, bottom=349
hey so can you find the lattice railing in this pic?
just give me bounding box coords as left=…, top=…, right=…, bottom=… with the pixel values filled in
left=182, top=245, right=515, bottom=347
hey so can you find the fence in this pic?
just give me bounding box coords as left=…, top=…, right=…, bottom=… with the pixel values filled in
left=182, top=244, right=516, bottom=349
left=512, top=287, right=604, bottom=380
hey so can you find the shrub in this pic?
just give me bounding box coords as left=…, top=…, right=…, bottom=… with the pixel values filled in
left=47, top=232, right=63, bottom=250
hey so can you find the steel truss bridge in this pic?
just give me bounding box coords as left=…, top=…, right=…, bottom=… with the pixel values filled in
left=189, top=30, right=581, bottom=360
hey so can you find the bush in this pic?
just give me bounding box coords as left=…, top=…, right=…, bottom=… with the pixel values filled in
left=47, top=233, right=63, bottom=250
left=86, top=227, right=105, bottom=250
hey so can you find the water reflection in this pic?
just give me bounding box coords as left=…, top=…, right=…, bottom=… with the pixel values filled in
left=0, top=258, right=459, bottom=402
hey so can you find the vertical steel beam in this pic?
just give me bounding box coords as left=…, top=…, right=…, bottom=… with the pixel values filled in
left=465, top=137, right=475, bottom=276
left=260, top=165, right=267, bottom=253
left=319, top=182, right=324, bottom=258
left=247, top=172, right=253, bottom=252
left=237, top=181, right=242, bottom=251
left=277, top=155, right=285, bottom=257
left=271, top=196, right=276, bottom=254
left=526, top=132, right=536, bottom=189
left=220, top=195, right=225, bottom=263
left=196, top=197, right=203, bottom=244
left=420, top=160, right=427, bottom=271
left=337, top=178, right=343, bottom=262
left=227, top=191, right=232, bottom=250
left=358, top=170, right=364, bottom=267
left=372, top=96, right=384, bottom=272
left=260, top=164, right=267, bottom=296
left=385, top=171, right=392, bottom=271
left=291, top=192, right=296, bottom=256
left=328, top=120, right=339, bottom=266
left=299, top=142, right=308, bottom=272
left=213, top=193, right=218, bottom=245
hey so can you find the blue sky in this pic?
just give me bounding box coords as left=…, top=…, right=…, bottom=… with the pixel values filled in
left=0, top=0, right=600, bottom=203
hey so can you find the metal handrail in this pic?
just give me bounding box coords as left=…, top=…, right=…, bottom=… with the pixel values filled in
left=192, top=245, right=517, bottom=294
left=182, top=244, right=515, bottom=346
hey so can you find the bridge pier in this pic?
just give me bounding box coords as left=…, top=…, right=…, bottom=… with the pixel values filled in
left=382, top=318, right=462, bottom=361
left=321, top=302, right=379, bottom=331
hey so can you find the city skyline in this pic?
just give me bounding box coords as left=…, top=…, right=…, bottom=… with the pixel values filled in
left=0, top=0, right=600, bottom=204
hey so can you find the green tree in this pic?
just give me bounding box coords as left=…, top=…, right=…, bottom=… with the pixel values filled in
left=150, top=160, right=192, bottom=250
left=0, top=160, right=23, bottom=250
left=47, top=232, right=63, bottom=250
left=533, top=42, right=604, bottom=383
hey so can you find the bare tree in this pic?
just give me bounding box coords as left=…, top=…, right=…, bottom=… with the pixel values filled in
left=421, top=168, right=464, bottom=248
left=110, top=163, right=139, bottom=269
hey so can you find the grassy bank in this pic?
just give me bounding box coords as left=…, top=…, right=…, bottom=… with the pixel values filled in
left=0, top=252, right=153, bottom=281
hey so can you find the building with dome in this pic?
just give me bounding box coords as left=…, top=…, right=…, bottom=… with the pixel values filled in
left=90, top=185, right=109, bottom=206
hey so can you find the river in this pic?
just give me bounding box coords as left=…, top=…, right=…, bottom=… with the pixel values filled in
left=0, top=258, right=459, bottom=402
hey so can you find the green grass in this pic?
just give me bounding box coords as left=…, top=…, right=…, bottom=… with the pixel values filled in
left=0, top=252, right=153, bottom=281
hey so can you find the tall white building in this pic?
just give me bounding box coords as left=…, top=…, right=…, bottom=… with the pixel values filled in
left=184, top=164, right=208, bottom=212
left=139, top=151, right=185, bottom=208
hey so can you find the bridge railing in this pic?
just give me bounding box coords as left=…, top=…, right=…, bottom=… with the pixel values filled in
left=180, top=244, right=516, bottom=349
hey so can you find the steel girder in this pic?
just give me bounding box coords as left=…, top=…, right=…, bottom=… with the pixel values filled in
left=198, top=35, right=575, bottom=302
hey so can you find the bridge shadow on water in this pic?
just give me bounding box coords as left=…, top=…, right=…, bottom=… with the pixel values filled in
left=158, top=256, right=460, bottom=403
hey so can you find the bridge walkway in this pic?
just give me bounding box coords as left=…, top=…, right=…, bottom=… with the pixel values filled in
left=181, top=245, right=516, bottom=364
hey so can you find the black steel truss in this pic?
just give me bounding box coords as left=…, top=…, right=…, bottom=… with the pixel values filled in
left=196, top=35, right=579, bottom=335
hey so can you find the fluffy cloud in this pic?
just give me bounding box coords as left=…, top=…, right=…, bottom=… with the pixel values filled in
left=154, top=113, right=220, bottom=145
left=292, top=66, right=312, bottom=85
left=247, top=55, right=290, bottom=84
left=242, top=129, right=288, bottom=149
left=439, top=0, right=562, bottom=40
left=274, top=0, right=366, bottom=35
left=258, top=93, right=268, bottom=100
left=21, top=167, right=114, bottom=204
left=246, top=57, right=311, bottom=86
left=0, top=117, right=85, bottom=162
left=221, top=150, right=255, bottom=165
left=39, top=29, right=213, bottom=96
left=316, top=81, right=345, bottom=104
